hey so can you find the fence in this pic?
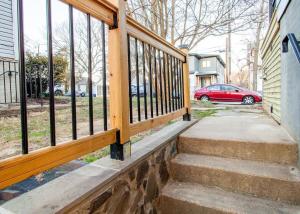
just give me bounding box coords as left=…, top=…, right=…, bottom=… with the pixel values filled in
left=0, top=59, right=19, bottom=104
left=0, top=0, right=190, bottom=190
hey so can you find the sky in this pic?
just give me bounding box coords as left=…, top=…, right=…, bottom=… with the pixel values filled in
left=22, top=0, right=261, bottom=74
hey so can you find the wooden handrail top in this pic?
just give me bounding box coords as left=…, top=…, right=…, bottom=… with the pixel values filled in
left=61, top=0, right=117, bottom=26
left=126, top=16, right=186, bottom=61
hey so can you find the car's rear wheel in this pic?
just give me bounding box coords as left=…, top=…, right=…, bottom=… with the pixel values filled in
left=200, top=95, right=209, bottom=102
left=243, top=96, right=255, bottom=105
left=55, top=90, right=63, bottom=96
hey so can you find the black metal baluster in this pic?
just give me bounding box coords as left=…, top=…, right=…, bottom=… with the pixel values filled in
left=178, top=59, right=182, bottom=108
left=148, top=45, right=153, bottom=118
left=154, top=48, right=159, bottom=116
left=29, top=74, right=32, bottom=98
left=178, top=60, right=181, bottom=108
left=175, top=57, right=179, bottom=110
left=18, top=0, right=28, bottom=154
left=135, top=38, right=141, bottom=121
left=178, top=59, right=181, bottom=109
left=69, top=5, right=77, bottom=140
left=34, top=70, right=38, bottom=98
left=167, top=54, right=171, bottom=113
left=127, top=35, right=133, bottom=123
left=179, top=60, right=183, bottom=108
left=142, top=42, right=147, bottom=120
left=173, top=56, right=177, bottom=111
left=3, top=62, right=7, bottom=103
left=102, top=21, right=108, bottom=131
left=163, top=52, right=168, bottom=113
left=180, top=60, right=184, bottom=108
left=181, top=61, right=185, bottom=108
left=158, top=50, right=163, bottom=115
left=170, top=56, right=175, bottom=111
left=39, top=71, right=42, bottom=103
left=87, top=14, right=93, bottom=135
left=47, top=0, right=56, bottom=146
left=14, top=62, right=18, bottom=102
left=176, top=58, right=180, bottom=110
left=9, top=63, right=12, bottom=103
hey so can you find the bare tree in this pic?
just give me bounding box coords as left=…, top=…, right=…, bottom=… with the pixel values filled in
left=53, top=14, right=106, bottom=85
left=251, top=0, right=267, bottom=91
left=127, top=0, right=258, bottom=49
left=232, top=66, right=249, bottom=88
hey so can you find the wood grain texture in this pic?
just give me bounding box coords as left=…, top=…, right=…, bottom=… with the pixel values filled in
left=60, top=0, right=117, bottom=26
left=126, top=17, right=186, bottom=61
left=0, top=129, right=117, bottom=189
left=129, top=108, right=186, bottom=136
left=181, top=48, right=191, bottom=114
left=108, top=0, right=131, bottom=144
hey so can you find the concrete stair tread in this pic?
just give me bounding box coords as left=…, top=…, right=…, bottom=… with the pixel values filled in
left=161, top=182, right=300, bottom=214
left=172, top=153, right=300, bottom=182
left=180, top=115, right=296, bottom=145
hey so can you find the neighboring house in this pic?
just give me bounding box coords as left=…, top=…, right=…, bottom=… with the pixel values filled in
left=188, top=53, right=225, bottom=98
left=75, top=77, right=100, bottom=97
left=0, top=0, right=19, bottom=104
left=261, top=0, right=300, bottom=162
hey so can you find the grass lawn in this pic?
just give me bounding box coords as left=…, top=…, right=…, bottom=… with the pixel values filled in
left=192, top=109, right=217, bottom=120
left=0, top=96, right=218, bottom=162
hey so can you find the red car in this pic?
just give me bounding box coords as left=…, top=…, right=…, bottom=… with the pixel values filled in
left=194, top=84, right=262, bottom=105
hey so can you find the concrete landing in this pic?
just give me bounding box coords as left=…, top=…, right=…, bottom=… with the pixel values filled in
left=179, top=110, right=298, bottom=164
left=183, top=110, right=295, bottom=144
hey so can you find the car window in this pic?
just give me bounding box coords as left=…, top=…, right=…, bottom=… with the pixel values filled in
left=221, top=85, right=238, bottom=91
left=207, top=85, right=221, bottom=91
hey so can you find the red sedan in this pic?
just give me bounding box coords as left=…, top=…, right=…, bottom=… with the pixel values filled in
left=194, top=84, right=262, bottom=105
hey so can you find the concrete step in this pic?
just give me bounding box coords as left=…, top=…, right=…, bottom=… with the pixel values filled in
left=178, top=115, right=298, bottom=165
left=178, top=136, right=298, bottom=165
left=171, top=154, right=300, bottom=204
left=160, top=182, right=300, bottom=214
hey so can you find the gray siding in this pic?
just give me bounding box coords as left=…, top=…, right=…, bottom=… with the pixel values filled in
left=280, top=0, right=300, bottom=160
left=0, top=0, right=15, bottom=59
left=199, top=57, right=217, bottom=74
left=188, top=56, right=199, bottom=74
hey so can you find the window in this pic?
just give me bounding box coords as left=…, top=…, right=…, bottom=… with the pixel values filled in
left=202, top=60, right=211, bottom=68
left=207, top=85, right=221, bottom=91
left=221, top=85, right=239, bottom=91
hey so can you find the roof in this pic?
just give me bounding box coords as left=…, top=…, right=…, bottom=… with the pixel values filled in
left=189, top=53, right=226, bottom=67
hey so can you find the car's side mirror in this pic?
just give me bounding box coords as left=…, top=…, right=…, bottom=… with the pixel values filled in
left=235, top=89, right=239, bottom=92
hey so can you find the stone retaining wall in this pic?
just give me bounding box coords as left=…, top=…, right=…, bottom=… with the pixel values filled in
left=1, top=120, right=196, bottom=214
left=71, top=140, right=176, bottom=214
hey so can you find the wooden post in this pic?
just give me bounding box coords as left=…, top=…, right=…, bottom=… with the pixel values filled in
left=108, top=0, right=131, bottom=160
left=180, top=46, right=191, bottom=121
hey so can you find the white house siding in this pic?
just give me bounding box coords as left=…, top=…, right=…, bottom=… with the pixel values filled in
left=189, top=73, right=195, bottom=99
left=0, top=0, right=15, bottom=59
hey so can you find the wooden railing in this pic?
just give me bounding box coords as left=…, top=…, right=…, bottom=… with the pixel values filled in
left=0, top=0, right=190, bottom=190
